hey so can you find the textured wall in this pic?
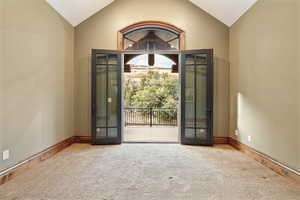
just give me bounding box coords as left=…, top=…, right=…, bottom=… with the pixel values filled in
left=0, top=0, right=74, bottom=171
left=74, top=0, right=230, bottom=137
left=297, top=1, right=300, bottom=169
left=230, top=0, right=299, bottom=171
left=0, top=0, right=4, bottom=161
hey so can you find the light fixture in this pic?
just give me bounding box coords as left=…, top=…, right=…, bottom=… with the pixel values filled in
left=128, top=44, right=133, bottom=47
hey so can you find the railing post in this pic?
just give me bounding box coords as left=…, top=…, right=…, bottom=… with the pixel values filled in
left=150, top=108, right=153, bottom=127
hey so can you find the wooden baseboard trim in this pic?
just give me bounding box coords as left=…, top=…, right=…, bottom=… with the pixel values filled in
left=229, top=137, right=300, bottom=184
left=213, top=136, right=229, bottom=144
left=0, top=137, right=75, bottom=186
left=74, top=136, right=91, bottom=143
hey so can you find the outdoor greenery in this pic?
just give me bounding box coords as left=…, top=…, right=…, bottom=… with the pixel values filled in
left=125, top=70, right=178, bottom=119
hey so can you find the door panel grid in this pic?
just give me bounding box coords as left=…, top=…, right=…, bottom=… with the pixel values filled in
left=181, top=50, right=213, bottom=145
left=92, top=50, right=122, bottom=144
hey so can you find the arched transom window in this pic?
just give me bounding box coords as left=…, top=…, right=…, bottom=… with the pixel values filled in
left=118, top=21, right=185, bottom=51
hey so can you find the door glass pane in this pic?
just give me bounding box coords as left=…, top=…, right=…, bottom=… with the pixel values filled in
left=196, top=128, right=207, bottom=139
left=185, top=55, right=194, bottom=65
left=108, top=55, right=118, bottom=65
left=196, top=65, right=207, bottom=128
left=96, top=54, right=107, bottom=64
left=96, top=128, right=107, bottom=138
left=185, top=65, right=195, bottom=128
left=195, top=54, right=207, bottom=65
left=108, top=128, right=118, bottom=137
left=107, top=65, right=118, bottom=127
left=185, top=129, right=194, bottom=138
left=96, top=65, right=107, bottom=127
left=185, top=65, right=195, bottom=127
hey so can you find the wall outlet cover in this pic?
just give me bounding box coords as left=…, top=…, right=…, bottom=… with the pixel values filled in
left=235, top=130, right=239, bottom=136
left=3, top=150, right=10, bottom=160
left=248, top=136, right=252, bottom=142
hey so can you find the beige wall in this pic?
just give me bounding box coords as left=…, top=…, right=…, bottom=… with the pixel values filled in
left=230, top=0, right=300, bottom=171
left=0, top=0, right=4, bottom=160
left=74, top=0, right=230, bottom=137
left=0, top=0, right=74, bottom=171
left=298, top=0, right=300, bottom=169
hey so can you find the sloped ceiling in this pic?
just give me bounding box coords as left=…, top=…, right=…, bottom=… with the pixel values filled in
left=46, top=0, right=114, bottom=27
left=46, top=0, right=258, bottom=27
left=190, top=0, right=258, bottom=26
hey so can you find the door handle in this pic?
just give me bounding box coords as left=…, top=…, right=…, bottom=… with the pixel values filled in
left=92, top=104, right=96, bottom=116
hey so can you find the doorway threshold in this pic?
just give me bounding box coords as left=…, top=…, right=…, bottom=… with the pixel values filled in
left=123, top=141, right=179, bottom=144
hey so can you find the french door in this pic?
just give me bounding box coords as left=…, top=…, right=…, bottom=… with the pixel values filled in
left=91, top=49, right=213, bottom=145
left=91, top=50, right=122, bottom=144
left=180, top=50, right=214, bottom=145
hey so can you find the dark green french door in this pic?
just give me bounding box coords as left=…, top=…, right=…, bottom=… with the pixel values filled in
left=181, top=50, right=214, bottom=145
left=91, top=49, right=213, bottom=145
left=91, top=50, right=122, bottom=144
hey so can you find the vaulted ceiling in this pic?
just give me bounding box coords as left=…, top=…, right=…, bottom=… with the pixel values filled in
left=190, top=0, right=258, bottom=26
left=46, top=0, right=114, bottom=27
left=46, top=0, right=258, bottom=27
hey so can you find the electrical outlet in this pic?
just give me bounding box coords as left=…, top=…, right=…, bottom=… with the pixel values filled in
left=3, top=150, right=10, bottom=160
left=235, top=129, right=239, bottom=136
left=248, top=136, right=252, bottom=142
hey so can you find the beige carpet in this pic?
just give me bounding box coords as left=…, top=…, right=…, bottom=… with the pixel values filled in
left=124, top=127, right=178, bottom=142
left=0, top=144, right=299, bottom=200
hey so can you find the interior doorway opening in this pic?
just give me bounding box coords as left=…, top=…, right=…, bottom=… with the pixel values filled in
left=123, top=53, right=179, bottom=142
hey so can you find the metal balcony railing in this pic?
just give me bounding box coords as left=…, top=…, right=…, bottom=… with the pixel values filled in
left=124, top=107, right=177, bottom=127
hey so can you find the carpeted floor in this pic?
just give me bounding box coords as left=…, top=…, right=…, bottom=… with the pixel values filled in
left=124, top=127, right=178, bottom=142
left=0, top=144, right=299, bottom=200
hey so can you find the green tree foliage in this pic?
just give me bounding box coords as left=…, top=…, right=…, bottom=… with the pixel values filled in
left=125, top=71, right=178, bottom=119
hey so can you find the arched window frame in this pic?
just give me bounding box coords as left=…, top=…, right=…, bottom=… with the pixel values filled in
left=117, top=21, right=185, bottom=51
